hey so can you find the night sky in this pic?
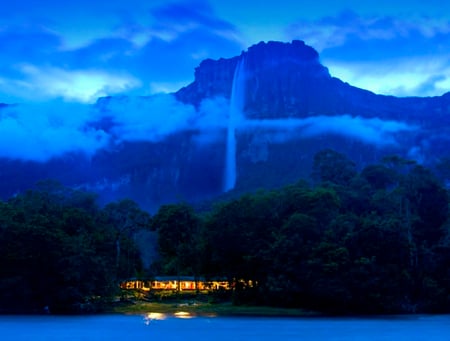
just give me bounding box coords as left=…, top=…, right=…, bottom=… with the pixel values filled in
left=0, top=0, right=448, bottom=161
left=1, top=0, right=449, bottom=103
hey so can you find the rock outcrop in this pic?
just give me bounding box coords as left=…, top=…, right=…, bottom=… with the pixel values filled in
left=177, top=40, right=450, bottom=125
left=0, top=40, right=450, bottom=210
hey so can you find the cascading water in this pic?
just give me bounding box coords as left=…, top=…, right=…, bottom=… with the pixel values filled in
left=223, top=57, right=246, bottom=192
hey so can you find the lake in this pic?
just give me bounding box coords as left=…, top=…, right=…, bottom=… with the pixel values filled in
left=1, top=313, right=450, bottom=340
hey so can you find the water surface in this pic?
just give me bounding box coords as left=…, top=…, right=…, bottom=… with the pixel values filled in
left=1, top=314, right=449, bottom=340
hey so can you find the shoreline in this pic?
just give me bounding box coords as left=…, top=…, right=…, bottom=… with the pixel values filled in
left=107, top=300, right=321, bottom=317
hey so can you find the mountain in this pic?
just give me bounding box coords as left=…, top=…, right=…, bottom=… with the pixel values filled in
left=1, top=40, right=450, bottom=211
left=177, top=40, right=450, bottom=124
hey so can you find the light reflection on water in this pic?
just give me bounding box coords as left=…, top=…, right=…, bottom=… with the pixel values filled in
left=144, top=312, right=167, bottom=324
left=173, top=311, right=193, bottom=319
left=1, top=314, right=450, bottom=340
left=144, top=311, right=198, bottom=324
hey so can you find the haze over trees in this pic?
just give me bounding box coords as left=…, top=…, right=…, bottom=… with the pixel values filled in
left=152, top=149, right=450, bottom=314
left=1, top=150, right=450, bottom=314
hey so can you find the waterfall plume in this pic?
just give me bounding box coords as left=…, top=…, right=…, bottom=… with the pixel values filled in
left=223, top=57, right=246, bottom=192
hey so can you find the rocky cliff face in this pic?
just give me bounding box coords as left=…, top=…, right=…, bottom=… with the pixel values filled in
left=176, top=40, right=329, bottom=118
left=1, top=40, right=450, bottom=210
left=177, top=40, right=450, bottom=124
left=175, top=40, right=450, bottom=196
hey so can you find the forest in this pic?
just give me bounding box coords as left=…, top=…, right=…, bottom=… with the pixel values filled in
left=152, top=149, right=450, bottom=314
left=2, top=149, right=450, bottom=314
left=0, top=181, right=150, bottom=313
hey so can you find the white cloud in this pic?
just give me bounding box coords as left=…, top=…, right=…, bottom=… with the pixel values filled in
left=0, top=91, right=420, bottom=162
left=287, top=12, right=450, bottom=96
left=240, top=115, right=416, bottom=146
left=149, top=81, right=192, bottom=94
left=325, top=57, right=450, bottom=96
left=288, top=12, right=450, bottom=52
left=102, top=95, right=236, bottom=144
left=104, top=94, right=197, bottom=142
left=13, top=65, right=141, bottom=103
left=0, top=102, right=109, bottom=161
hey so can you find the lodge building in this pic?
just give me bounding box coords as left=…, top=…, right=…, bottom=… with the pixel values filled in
left=120, top=276, right=230, bottom=292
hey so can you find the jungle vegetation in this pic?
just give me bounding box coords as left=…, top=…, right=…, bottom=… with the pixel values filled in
left=2, top=150, right=450, bottom=314
left=152, top=150, right=450, bottom=314
left=0, top=180, right=150, bottom=313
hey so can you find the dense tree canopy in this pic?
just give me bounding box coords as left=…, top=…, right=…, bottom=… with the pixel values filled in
left=152, top=151, right=450, bottom=314
left=3, top=149, right=450, bottom=315
left=0, top=181, right=150, bottom=313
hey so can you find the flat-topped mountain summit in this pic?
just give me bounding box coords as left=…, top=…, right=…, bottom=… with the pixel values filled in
left=1, top=40, right=449, bottom=210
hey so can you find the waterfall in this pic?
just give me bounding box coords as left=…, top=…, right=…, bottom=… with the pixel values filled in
left=223, top=57, right=246, bottom=192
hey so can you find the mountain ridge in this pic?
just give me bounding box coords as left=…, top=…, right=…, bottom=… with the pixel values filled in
left=176, top=40, right=450, bottom=124
left=0, top=40, right=449, bottom=210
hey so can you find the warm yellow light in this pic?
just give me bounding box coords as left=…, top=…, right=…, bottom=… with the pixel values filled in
left=174, top=311, right=193, bottom=319
left=144, top=312, right=167, bottom=324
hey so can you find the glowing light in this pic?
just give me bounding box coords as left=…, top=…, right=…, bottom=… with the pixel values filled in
left=144, top=312, right=167, bottom=325
left=146, top=312, right=167, bottom=320
left=174, top=311, right=193, bottom=319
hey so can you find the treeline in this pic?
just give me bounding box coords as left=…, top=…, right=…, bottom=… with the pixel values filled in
left=151, top=150, right=450, bottom=314
left=0, top=180, right=150, bottom=313
left=2, top=149, right=450, bottom=315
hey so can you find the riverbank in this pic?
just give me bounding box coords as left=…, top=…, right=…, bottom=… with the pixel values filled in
left=108, top=300, right=319, bottom=317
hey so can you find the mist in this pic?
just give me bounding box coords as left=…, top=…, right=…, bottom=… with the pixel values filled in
left=238, top=115, right=416, bottom=148
left=0, top=101, right=109, bottom=161
left=0, top=94, right=418, bottom=162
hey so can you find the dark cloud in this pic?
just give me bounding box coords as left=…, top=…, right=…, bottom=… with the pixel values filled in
left=62, top=38, right=136, bottom=69
left=286, top=11, right=450, bottom=96
left=0, top=0, right=150, bottom=19
left=409, top=75, right=448, bottom=97
left=288, top=10, right=450, bottom=60
left=133, top=30, right=242, bottom=83
left=0, top=1, right=244, bottom=102
left=151, top=0, right=235, bottom=32
left=0, top=26, right=62, bottom=65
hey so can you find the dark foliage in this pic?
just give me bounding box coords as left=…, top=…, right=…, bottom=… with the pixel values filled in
left=0, top=180, right=150, bottom=313
left=3, top=148, right=450, bottom=315
left=152, top=151, right=450, bottom=314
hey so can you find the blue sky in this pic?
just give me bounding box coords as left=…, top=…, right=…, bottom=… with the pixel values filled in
left=0, top=0, right=447, bottom=162
left=1, top=0, right=449, bottom=104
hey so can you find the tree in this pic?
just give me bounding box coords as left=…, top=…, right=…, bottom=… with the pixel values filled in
left=266, top=212, right=319, bottom=306
left=151, top=203, right=201, bottom=281
left=0, top=181, right=154, bottom=313
left=401, top=165, right=448, bottom=244
left=361, top=164, right=397, bottom=190
left=312, top=149, right=357, bottom=186
left=101, top=199, right=151, bottom=279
